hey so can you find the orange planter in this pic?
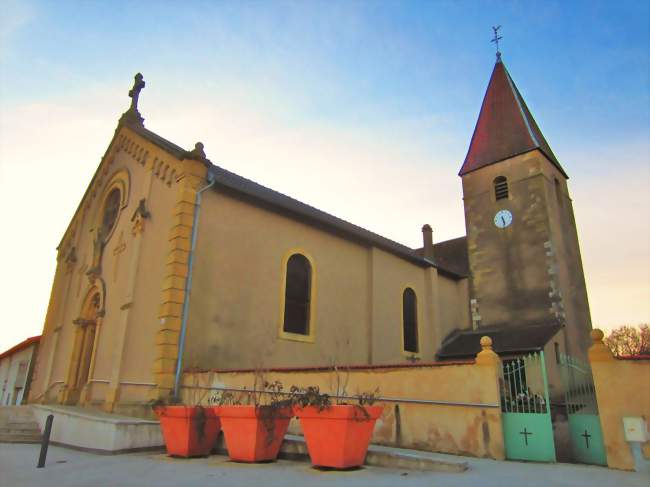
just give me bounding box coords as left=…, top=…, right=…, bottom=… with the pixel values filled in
left=154, top=406, right=221, bottom=458
left=295, top=405, right=383, bottom=469
left=218, top=405, right=292, bottom=462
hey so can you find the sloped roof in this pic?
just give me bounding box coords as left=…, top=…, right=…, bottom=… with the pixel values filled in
left=129, top=124, right=466, bottom=279
left=415, top=236, right=469, bottom=277
left=437, top=322, right=563, bottom=360
left=0, top=336, right=40, bottom=361
left=459, top=58, right=567, bottom=178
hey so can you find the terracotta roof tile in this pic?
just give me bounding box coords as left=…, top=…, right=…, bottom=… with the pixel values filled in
left=459, top=59, right=567, bottom=178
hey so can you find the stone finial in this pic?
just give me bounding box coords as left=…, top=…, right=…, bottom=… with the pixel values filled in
left=588, top=328, right=614, bottom=363
left=422, top=224, right=434, bottom=260
left=591, top=328, right=605, bottom=343
left=476, top=335, right=500, bottom=366
left=184, top=142, right=209, bottom=162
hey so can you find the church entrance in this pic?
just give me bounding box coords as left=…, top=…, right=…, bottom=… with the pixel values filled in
left=65, top=291, right=101, bottom=405
left=500, top=351, right=557, bottom=462
left=559, top=354, right=607, bottom=466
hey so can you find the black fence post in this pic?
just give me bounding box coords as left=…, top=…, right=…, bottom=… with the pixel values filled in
left=36, top=414, right=54, bottom=468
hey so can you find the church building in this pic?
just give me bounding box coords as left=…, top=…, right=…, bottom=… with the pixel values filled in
left=28, top=55, right=592, bottom=415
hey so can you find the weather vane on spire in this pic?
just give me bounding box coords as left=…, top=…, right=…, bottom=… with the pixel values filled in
left=491, top=25, right=503, bottom=60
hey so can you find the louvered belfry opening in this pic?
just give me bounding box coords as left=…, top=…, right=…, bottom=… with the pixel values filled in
left=494, top=176, right=509, bottom=200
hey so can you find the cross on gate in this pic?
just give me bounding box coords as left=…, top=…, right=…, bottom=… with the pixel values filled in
left=581, top=429, right=591, bottom=449
left=520, top=427, right=533, bottom=446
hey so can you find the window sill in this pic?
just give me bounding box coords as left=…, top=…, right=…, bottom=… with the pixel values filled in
left=278, top=331, right=315, bottom=343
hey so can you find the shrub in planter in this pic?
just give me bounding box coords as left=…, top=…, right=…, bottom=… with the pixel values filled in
left=211, top=381, right=292, bottom=463
left=292, top=386, right=383, bottom=469
left=153, top=403, right=221, bottom=458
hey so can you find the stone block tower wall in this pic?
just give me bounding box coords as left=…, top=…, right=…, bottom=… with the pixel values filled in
left=462, top=151, right=591, bottom=357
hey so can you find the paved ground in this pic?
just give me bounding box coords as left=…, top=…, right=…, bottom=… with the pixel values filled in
left=1, top=443, right=648, bottom=487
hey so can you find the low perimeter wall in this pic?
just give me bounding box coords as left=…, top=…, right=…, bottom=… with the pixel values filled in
left=589, top=330, right=650, bottom=471
left=181, top=340, right=505, bottom=460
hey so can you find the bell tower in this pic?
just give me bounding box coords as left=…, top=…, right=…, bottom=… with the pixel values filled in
left=460, top=56, right=592, bottom=357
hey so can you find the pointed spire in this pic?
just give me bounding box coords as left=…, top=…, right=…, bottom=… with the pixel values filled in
left=459, top=59, right=567, bottom=178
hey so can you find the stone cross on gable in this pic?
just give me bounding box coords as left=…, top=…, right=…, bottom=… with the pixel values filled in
left=129, top=73, right=145, bottom=111
left=120, top=73, right=146, bottom=125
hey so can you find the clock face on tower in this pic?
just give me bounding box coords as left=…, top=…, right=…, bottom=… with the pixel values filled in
left=494, top=209, right=513, bottom=228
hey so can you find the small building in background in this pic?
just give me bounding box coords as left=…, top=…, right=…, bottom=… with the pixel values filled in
left=0, top=336, right=40, bottom=406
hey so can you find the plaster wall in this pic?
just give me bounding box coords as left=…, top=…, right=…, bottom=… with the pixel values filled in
left=185, top=188, right=469, bottom=371
left=437, top=277, right=471, bottom=343
left=0, top=344, right=38, bottom=405
left=182, top=358, right=505, bottom=460
left=589, top=343, right=650, bottom=471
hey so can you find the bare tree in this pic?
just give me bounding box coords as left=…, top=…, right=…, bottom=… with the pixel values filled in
left=603, top=324, right=650, bottom=357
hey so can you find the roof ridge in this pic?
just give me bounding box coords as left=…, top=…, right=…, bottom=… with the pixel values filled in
left=207, top=162, right=468, bottom=276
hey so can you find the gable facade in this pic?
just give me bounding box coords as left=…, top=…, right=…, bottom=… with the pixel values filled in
left=28, top=96, right=471, bottom=414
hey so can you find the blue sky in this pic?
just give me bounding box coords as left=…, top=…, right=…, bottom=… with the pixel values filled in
left=0, top=0, right=648, bottom=351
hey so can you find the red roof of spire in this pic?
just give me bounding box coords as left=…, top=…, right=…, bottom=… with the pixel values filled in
left=459, top=58, right=567, bottom=178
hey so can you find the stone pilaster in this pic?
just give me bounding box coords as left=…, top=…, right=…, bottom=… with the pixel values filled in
left=152, top=158, right=208, bottom=400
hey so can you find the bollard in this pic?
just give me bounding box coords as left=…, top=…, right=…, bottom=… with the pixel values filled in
left=36, top=414, right=54, bottom=468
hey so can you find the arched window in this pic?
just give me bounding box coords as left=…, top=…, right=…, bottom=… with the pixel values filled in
left=493, top=176, right=508, bottom=201
left=100, top=187, right=121, bottom=241
left=402, top=288, right=419, bottom=353
left=283, top=254, right=312, bottom=335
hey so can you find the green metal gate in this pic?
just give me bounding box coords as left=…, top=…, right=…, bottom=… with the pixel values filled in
left=501, top=351, right=556, bottom=462
left=560, top=354, right=607, bottom=466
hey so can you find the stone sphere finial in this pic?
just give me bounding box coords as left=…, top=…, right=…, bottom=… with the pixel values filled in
left=591, top=329, right=604, bottom=343
left=480, top=336, right=493, bottom=350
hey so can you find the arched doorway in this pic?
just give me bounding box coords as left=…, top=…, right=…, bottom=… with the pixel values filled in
left=64, top=288, right=102, bottom=404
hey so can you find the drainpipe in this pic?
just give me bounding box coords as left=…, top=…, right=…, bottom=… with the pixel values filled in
left=173, top=169, right=216, bottom=399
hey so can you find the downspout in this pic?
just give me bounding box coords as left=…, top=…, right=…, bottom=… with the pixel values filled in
left=173, top=169, right=216, bottom=399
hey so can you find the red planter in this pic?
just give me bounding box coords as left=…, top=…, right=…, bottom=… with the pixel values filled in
left=154, top=406, right=221, bottom=458
left=295, top=405, right=383, bottom=469
left=218, top=405, right=292, bottom=462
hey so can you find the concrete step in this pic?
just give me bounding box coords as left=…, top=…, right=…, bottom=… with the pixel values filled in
left=0, top=406, right=42, bottom=444
left=5, top=421, right=40, bottom=428
left=0, top=434, right=42, bottom=443
left=276, top=435, right=468, bottom=472
left=0, top=427, right=41, bottom=435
